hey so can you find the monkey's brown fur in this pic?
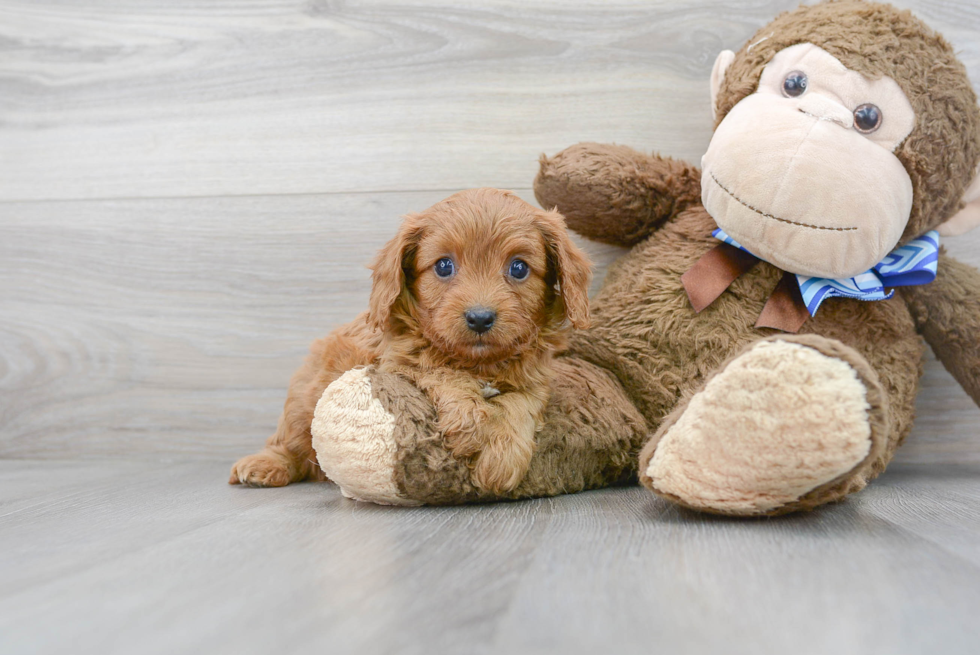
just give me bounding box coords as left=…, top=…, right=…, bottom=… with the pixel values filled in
left=230, top=188, right=592, bottom=494
left=310, top=1, right=980, bottom=514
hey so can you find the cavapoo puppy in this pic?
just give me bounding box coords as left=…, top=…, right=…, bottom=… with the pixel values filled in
left=230, top=188, right=592, bottom=494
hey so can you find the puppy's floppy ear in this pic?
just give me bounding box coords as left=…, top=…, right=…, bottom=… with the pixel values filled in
left=535, top=207, right=593, bottom=329
left=368, top=213, right=424, bottom=332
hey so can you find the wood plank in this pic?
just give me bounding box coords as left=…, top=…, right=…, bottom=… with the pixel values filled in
left=1, top=460, right=980, bottom=655
left=1, top=0, right=978, bottom=201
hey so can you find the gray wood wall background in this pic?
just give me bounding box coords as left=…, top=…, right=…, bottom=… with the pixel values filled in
left=2, top=0, right=978, bottom=464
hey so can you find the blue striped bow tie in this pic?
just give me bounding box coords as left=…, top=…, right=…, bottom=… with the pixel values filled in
left=712, top=228, right=940, bottom=316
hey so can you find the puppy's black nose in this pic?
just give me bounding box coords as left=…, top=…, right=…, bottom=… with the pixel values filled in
left=465, top=307, right=496, bottom=334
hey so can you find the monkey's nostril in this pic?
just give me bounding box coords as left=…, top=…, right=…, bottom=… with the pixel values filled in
left=464, top=307, right=496, bottom=334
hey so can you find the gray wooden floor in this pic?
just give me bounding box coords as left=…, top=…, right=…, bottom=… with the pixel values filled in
left=4, top=460, right=980, bottom=655
left=2, top=2, right=980, bottom=654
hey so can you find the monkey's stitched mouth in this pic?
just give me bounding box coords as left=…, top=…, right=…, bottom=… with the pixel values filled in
left=708, top=171, right=857, bottom=232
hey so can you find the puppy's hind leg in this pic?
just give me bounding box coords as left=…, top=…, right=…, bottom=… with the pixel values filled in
left=230, top=321, right=381, bottom=487
left=229, top=406, right=320, bottom=487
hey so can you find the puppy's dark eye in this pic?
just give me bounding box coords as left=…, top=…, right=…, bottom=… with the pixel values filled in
left=853, top=103, right=882, bottom=134
left=782, top=71, right=808, bottom=98
left=434, top=257, right=455, bottom=278
left=508, top=259, right=530, bottom=280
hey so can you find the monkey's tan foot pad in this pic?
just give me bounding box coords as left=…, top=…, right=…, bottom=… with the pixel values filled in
left=311, top=367, right=484, bottom=506
left=639, top=337, right=888, bottom=516
left=311, top=367, right=423, bottom=506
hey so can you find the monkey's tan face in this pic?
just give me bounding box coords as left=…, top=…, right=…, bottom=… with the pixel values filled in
left=702, top=44, right=917, bottom=279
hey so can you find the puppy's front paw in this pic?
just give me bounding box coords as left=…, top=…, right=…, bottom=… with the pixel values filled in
left=229, top=451, right=293, bottom=487
left=438, top=400, right=491, bottom=458
left=471, top=436, right=536, bottom=494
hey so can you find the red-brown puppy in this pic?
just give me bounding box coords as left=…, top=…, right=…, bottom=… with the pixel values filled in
left=230, top=188, right=592, bottom=494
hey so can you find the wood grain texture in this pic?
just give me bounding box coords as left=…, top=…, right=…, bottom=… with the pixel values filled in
left=1, top=0, right=979, bottom=464
left=2, top=459, right=980, bottom=655
left=1, top=0, right=978, bottom=201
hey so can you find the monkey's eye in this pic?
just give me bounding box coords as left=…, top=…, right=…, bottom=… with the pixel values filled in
left=508, top=259, right=530, bottom=280
left=434, top=257, right=455, bottom=278
left=782, top=71, right=808, bottom=98
left=853, top=103, right=882, bottom=134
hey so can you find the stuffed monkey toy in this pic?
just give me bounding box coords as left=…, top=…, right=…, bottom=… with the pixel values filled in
left=311, top=0, right=980, bottom=515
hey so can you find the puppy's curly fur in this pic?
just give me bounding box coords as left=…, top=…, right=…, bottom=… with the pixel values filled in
left=230, top=188, right=592, bottom=493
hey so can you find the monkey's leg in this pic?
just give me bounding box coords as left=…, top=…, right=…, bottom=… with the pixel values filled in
left=638, top=335, right=895, bottom=516
left=310, top=357, right=648, bottom=505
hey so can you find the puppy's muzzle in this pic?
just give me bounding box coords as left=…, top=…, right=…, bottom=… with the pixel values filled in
left=465, top=307, right=496, bottom=335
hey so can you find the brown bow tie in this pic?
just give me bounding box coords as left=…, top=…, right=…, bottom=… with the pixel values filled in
left=681, top=242, right=810, bottom=333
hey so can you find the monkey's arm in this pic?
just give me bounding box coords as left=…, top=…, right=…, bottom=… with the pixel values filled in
left=903, top=253, right=980, bottom=406
left=534, top=142, right=702, bottom=248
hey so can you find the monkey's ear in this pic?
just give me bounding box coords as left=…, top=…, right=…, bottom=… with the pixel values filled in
left=710, top=50, right=735, bottom=121
left=939, top=170, right=980, bottom=237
